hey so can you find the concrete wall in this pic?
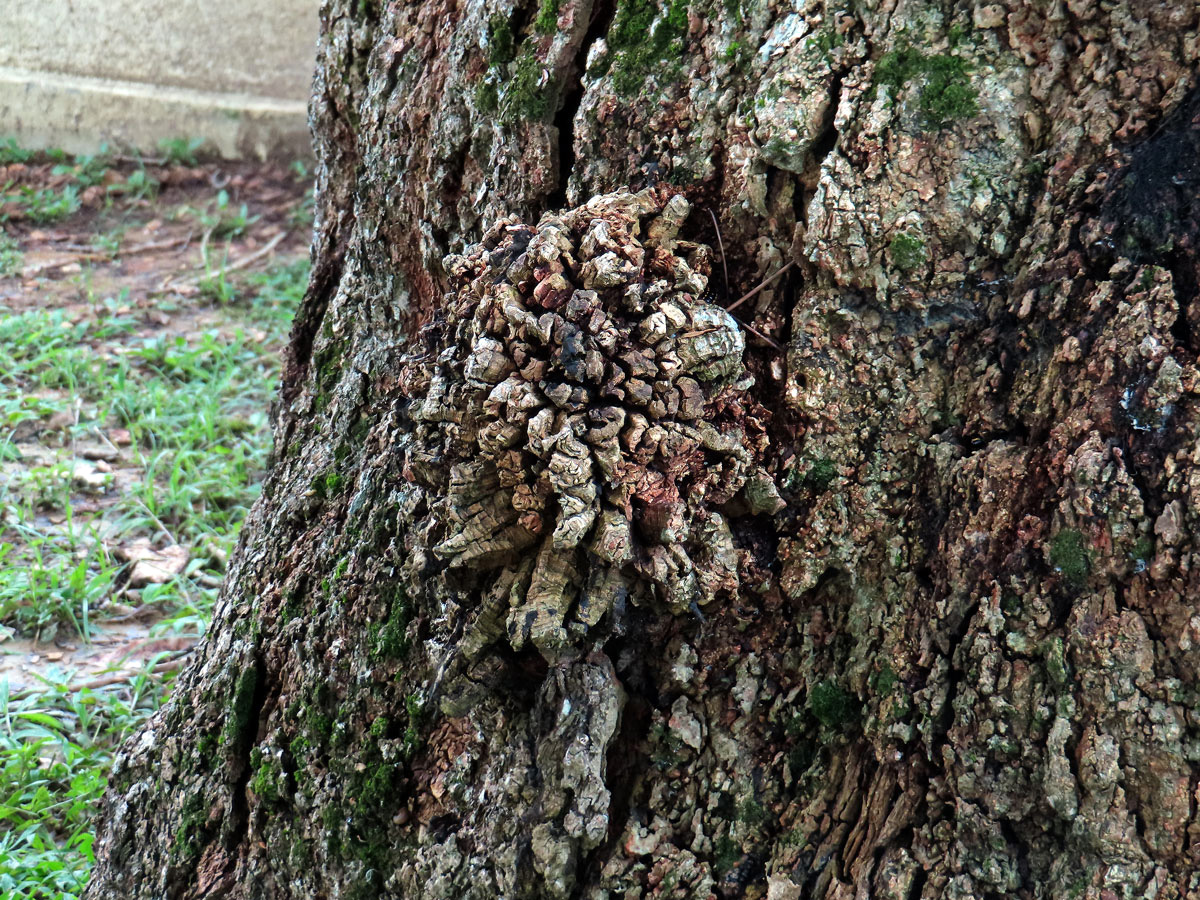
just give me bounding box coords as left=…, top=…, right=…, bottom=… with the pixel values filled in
left=0, top=0, right=319, bottom=160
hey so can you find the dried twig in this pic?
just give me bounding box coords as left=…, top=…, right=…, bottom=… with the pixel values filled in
left=20, top=254, right=109, bottom=276
left=124, top=235, right=194, bottom=256
left=19, top=235, right=193, bottom=277
left=196, top=225, right=216, bottom=274
left=173, top=230, right=288, bottom=290
left=705, top=207, right=730, bottom=296
left=9, top=649, right=193, bottom=699
left=726, top=259, right=795, bottom=313
left=222, top=231, right=287, bottom=273
left=110, top=152, right=168, bottom=167
left=733, top=316, right=782, bottom=350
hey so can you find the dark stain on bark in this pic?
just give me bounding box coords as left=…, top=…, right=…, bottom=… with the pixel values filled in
left=1102, top=86, right=1200, bottom=280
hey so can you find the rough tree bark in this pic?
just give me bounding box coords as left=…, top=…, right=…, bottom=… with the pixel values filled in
left=88, top=0, right=1200, bottom=897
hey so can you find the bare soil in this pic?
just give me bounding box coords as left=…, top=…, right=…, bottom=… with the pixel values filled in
left=0, top=155, right=310, bottom=691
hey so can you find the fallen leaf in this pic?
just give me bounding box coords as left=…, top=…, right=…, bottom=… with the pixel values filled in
left=79, top=443, right=120, bottom=462
left=118, top=538, right=189, bottom=587
left=43, top=410, right=75, bottom=432
left=71, top=460, right=112, bottom=494
left=104, top=602, right=140, bottom=618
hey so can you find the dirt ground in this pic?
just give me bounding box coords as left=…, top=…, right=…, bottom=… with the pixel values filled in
left=0, top=151, right=311, bottom=690
left=1, top=154, right=309, bottom=308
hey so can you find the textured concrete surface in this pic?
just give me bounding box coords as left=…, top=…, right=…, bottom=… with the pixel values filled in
left=0, top=0, right=317, bottom=159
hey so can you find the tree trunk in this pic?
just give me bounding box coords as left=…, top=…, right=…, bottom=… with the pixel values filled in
left=88, top=1, right=1200, bottom=897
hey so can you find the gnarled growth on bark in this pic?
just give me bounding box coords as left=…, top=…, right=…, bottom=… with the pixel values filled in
left=410, top=190, right=761, bottom=664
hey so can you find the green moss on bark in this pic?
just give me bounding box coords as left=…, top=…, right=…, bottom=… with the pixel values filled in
left=873, top=44, right=979, bottom=129
left=220, top=664, right=260, bottom=749
left=506, top=48, right=554, bottom=121
left=487, top=14, right=515, bottom=65
left=250, top=748, right=283, bottom=803
left=809, top=679, right=859, bottom=732
left=369, top=585, right=412, bottom=661
left=594, top=0, right=690, bottom=96
left=534, top=0, right=562, bottom=33
left=1050, top=529, right=1090, bottom=586
left=805, top=457, right=838, bottom=490
left=889, top=232, right=927, bottom=271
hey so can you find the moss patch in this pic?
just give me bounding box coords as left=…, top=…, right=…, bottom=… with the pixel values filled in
left=1050, top=529, right=1090, bottom=586
left=474, top=77, right=499, bottom=114
left=505, top=48, right=554, bottom=121
left=805, top=457, right=838, bottom=491
left=170, top=793, right=211, bottom=863
left=873, top=44, right=978, bottom=129
left=487, top=14, right=515, bottom=66
left=288, top=684, right=336, bottom=763
left=787, top=738, right=816, bottom=775
left=1130, top=535, right=1153, bottom=566
left=369, top=585, right=412, bottom=661
left=870, top=663, right=899, bottom=696
left=220, top=664, right=260, bottom=749
left=534, top=0, right=562, bottom=33
left=311, top=470, right=345, bottom=501
left=737, top=797, right=765, bottom=826
left=807, top=25, right=845, bottom=57
left=402, top=692, right=425, bottom=761
left=809, top=679, right=859, bottom=732
left=1043, top=637, right=1068, bottom=688
left=595, top=0, right=690, bottom=97
left=712, top=835, right=742, bottom=875
left=889, top=231, right=926, bottom=271
left=250, top=748, right=282, bottom=803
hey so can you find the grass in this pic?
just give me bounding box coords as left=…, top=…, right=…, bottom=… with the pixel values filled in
left=0, top=138, right=307, bottom=895
left=197, top=251, right=238, bottom=304
left=0, top=139, right=35, bottom=165
left=50, top=150, right=112, bottom=190
left=0, top=250, right=305, bottom=895
left=181, top=189, right=259, bottom=240
left=0, top=142, right=165, bottom=223
left=0, top=233, right=22, bottom=276
left=2, top=186, right=82, bottom=225
left=158, top=137, right=206, bottom=167
left=0, top=666, right=173, bottom=898
left=1, top=275, right=303, bottom=597
left=0, top=539, right=114, bottom=642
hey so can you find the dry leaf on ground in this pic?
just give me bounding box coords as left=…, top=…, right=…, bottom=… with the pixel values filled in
left=117, top=538, right=189, bottom=587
